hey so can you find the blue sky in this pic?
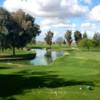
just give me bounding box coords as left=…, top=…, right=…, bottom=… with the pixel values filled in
left=0, top=0, right=5, bottom=5
left=1, top=0, right=100, bottom=41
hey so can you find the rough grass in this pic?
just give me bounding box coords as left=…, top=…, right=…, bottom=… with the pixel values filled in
left=0, top=49, right=100, bottom=100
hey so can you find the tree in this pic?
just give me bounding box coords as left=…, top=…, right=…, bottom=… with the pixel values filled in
left=45, top=31, right=54, bottom=47
left=78, top=38, right=93, bottom=50
left=0, top=8, right=41, bottom=56
left=0, top=7, right=14, bottom=52
left=74, top=30, right=82, bottom=44
left=65, top=30, right=72, bottom=47
left=11, top=10, right=41, bottom=48
left=93, top=32, right=100, bottom=47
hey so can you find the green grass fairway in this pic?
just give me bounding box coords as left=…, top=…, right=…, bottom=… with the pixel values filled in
left=0, top=50, right=100, bottom=100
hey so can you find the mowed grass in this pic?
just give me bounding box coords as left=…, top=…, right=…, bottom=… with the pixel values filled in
left=0, top=50, right=100, bottom=100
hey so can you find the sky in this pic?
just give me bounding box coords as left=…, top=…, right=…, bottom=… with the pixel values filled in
left=0, top=0, right=100, bottom=41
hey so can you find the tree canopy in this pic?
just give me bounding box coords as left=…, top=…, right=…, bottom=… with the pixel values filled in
left=0, top=7, right=41, bottom=55
left=74, top=30, right=82, bottom=44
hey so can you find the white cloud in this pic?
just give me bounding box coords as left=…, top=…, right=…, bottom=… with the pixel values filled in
left=3, top=0, right=89, bottom=18
left=3, top=0, right=89, bottom=33
left=3, top=0, right=94, bottom=38
left=88, top=5, right=100, bottom=21
left=40, top=18, right=76, bottom=30
left=83, top=31, right=94, bottom=38
left=80, top=22, right=100, bottom=38
left=40, top=18, right=65, bottom=26
left=81, top=22, right=96, bottom=30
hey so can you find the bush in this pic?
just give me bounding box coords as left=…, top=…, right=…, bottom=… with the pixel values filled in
left=78, top=39, right=94, bottom=50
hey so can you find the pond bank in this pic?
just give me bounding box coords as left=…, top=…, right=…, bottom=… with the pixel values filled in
left=0, top=53, right=36, bottom=61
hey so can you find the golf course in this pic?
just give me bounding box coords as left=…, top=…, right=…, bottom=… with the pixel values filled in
left=0, top=1, right=100, bottom=99
left=0, top=45, right=100, bottom=100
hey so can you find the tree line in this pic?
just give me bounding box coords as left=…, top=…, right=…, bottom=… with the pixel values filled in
left=44, top=30, right=100, bottom=50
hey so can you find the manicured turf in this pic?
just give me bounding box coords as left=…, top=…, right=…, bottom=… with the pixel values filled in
left=0, top=49, right=100, bottom=100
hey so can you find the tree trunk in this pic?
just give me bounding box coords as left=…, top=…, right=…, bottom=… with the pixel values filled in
left=12, top=46, right=15, bottom=56
left=12, top=33, right=16, bottom=56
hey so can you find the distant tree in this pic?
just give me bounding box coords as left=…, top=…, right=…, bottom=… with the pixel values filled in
left=83, top=32, right=88, bottom=39
left=93, top=32, right=100, bottom=47
left=65, top=30, right=72, bottom=47
left=44, top=31, right=54, bottom=47
left=74, top=30, right=82, bottom=44
left=78, top=39, right=94, bottom=50
left=56, top=37, right=64, bottom=46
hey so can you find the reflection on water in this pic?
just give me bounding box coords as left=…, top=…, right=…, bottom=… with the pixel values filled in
left=30, top=49, right=64, bottom=65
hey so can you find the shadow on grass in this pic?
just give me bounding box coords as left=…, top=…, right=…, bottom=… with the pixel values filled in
left=0, top=71, right=94, bottom=98
left=0, top=53, right=36, bottom=62
left=0, top=97, right=17, bottom=100
left=0, top=67, right=12, bottom=69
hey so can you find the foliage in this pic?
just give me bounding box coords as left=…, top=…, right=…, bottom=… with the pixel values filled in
left=74, top=30, right=82, bottom=44
left=0, top=7, right=11, bottom=51
left=78, top=38, right=94, bottom=50
left=11, top=9, right=41, bottom=48
left=0, top=8, right=41, bottom=55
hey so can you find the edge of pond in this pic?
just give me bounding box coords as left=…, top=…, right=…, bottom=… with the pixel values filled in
left=0, top=53, right=36, bottom=62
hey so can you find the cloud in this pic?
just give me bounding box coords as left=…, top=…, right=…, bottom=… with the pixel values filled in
left=40, top=18, right=76, bottom=30
left=81, top=22, right=96, bottom=30
left=3, top=0, right=89, bottom=32
left=3, top=0, right=89, bottom=18
left=40, top=18, right=65, bottom=26
left=88, top=5, right=100, bottom=21
left=3, top=0, right=94, bottom=39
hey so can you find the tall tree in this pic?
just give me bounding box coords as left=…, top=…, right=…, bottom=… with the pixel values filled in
left=45, top=31, right=54, bottom=47
left=74, top=30, right=82, bottom=44
left=11, top=10, right=41, bottom=48
left=65, top=30, right=72, bottom=47
left=0, top=8, right=41, bottom=56
left=0, top=7, right=12, bottom=51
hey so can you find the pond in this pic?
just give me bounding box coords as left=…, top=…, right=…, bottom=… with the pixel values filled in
left=30, top=49, right=64, bottom=65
